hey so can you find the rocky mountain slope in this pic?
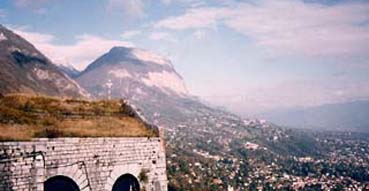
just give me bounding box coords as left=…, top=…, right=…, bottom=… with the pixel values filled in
left=76, top=46, right=198, bottom=125
left=0, top=25, right=88, bottom=98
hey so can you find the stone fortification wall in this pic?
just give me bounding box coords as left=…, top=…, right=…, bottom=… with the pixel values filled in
left=0, top=137, right=167, bottom=191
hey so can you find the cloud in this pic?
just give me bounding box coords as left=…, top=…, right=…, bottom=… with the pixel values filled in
left=155, top=7, right=228, bottom=30
left=107, top=0, right=145, bottom=19
left=192, top=29, right=206, bottom=39
left=148, top=31, right=178, bottom=43
left=156, top=0, right=369, bottom=57
left=149, top=32, right=168, bottom=40
left=121, top=30, right=141, bottom=39
left=14, top=29, right=134, bottom=70
left=148, top=32, right=170, bottom=40
left=226, top=1, right=369, bottom=57
left=161, top=0, right=206, bottom=7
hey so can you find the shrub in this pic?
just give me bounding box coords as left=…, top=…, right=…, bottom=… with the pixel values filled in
left=138, top=169, right=149, bottom=183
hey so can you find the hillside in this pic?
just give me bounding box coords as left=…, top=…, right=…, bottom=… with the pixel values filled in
left=0, top=25, right=88, bottom=98
left=0, top=94, right=158, bottom=141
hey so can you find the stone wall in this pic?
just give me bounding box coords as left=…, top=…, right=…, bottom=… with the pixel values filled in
left=0, top=137, right=167, bottom=191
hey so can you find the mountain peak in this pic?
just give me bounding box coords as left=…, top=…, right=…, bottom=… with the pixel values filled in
left=77, top=46, right=189, bottom=99
left=108, top=46, right=172, bottom=67
left=106, top=46, right=133, bottom=58
left=82, top=46, right=173, bottom=75
left=109, top=46, right=132, bottom=53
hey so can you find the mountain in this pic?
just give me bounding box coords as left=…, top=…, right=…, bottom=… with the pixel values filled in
left=78, top=46, right=188, bottom=96
left=0, top=24, right=88, bottom=98
left=57, top=64, right=81, bottom=78
left=76, top=46, right=195, bottom=124
left=261, top=100, right=369, bottom=132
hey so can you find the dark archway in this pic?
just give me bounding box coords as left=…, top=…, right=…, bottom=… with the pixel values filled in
left=44, top=175, right=80, bottom=191
left=112, top=174, right=140, bottom=191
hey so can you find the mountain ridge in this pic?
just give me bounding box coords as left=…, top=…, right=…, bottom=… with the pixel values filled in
left=0, top=24, right=89, bottom=98
left=261, top=100, right=369, bottom=132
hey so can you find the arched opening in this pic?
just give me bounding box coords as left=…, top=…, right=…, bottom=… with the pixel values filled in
left=112, top=174, right=140, bottom=191
left=44, top=175, right=80, bottom=191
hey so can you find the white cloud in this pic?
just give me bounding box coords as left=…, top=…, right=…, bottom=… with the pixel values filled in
left=192, top=29, right=206, bottom=39
left=149, top=32, right=170, bottom=40
left=107, top=0, right=145, bottom=19
left=155, top=7, right=228, bottom=30
left=13, top=29, right=134, bottom=70
left=156, top=1, right=369, bottom=57
left=121, top=30, right=141, bottom=39
left=225, top=1, right=369, bottom=57
left=148, top=31, right=178, bottom=42
left=161, top=0, right=206, bottom=7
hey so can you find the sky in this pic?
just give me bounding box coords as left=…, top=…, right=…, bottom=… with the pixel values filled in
left=1, top=0, right=369, bottom=116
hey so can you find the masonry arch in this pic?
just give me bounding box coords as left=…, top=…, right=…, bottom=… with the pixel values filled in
left=112, top=174, right=140, bottom=191
left=105, top=163, right=142, bottom=190
left=44, top=175, right=80, bottom=191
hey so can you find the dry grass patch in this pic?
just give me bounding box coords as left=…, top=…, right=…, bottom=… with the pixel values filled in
left=0, top=124, right=37, bottom=141
left=0, top=94, right=158, bottom=141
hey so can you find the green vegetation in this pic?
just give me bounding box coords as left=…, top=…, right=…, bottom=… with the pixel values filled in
left=138, top=169, right=149, bottom=183
left=0, top=94, right=158, bottom=141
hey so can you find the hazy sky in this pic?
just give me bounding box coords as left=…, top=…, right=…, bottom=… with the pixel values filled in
left=1, top=0, right=369, bottom=115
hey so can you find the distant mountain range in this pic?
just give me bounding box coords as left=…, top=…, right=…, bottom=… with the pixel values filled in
left=0, top=25, right=88, bottom=98
left=57, top=64, right=81, bottom=78
left=261, top=100, right=369, bottom=132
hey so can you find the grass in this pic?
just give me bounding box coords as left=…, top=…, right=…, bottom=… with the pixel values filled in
left=0, top=94, right=158, bottom=141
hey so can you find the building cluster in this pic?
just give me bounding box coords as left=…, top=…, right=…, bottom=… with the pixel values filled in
left=163, top=106, right=369, bottom=190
